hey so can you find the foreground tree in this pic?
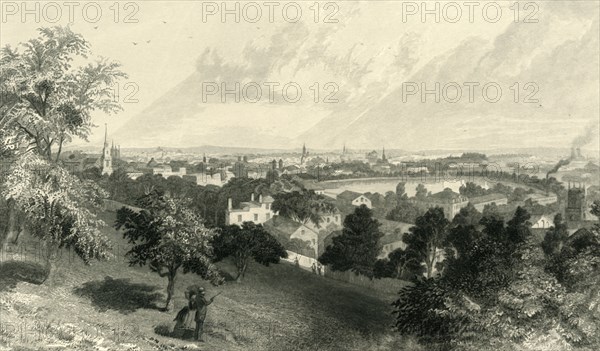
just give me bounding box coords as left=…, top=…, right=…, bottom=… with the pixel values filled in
left=541, top=213, right=569, bottom=256
left=115, top=191, right=221, bottom=310
left=1, top=154, right=111, bottom=281
left=212, top=222, right=287, bottom=282
left=319, top=205, right=383, bottom=277
left=1, top=26, right=126, bottom=256
left=403, top=207, right=449, bottom=278
left=374, top=247, right=423, bottom=280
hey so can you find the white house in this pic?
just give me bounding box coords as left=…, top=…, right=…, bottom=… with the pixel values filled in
left=531, top=214, right=556, bottom=229
left=337, top=190, right=372, bottom=209
left=225, top=194, right=277, bottom=226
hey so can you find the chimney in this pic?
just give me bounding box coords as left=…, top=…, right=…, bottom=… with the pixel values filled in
left=259, top=194, right=263, bottom=203
left=228, top=198, right=232, bottom=210
left=251, top=193, right=255, bottom=202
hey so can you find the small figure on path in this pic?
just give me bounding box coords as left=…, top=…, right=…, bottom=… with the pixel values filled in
left=173, top=285, right=221, bottom=341
left=172, top=285, right=200, bottom=339
left=193, top=287, right=220, bottom=341
left=311, top=262, right=317, bottom=274
left=317, top=263, right=322, bottom=276
left=294, top=256, right=300, bottom=268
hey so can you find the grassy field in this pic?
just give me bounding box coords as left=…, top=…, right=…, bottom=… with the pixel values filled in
left=0, top=210, right=419, bottom=351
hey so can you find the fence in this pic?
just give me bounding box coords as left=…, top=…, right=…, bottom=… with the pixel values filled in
left=324, top=269, right=408, bottom=295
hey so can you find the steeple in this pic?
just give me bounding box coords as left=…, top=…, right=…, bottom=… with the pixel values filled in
left=101, top=124, right=113, bottom=176
left=382, top=146, right=387, bottom=161
left=103, top=124, right=108, bottom=147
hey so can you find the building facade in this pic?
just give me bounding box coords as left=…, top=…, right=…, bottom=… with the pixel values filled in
left=225, top=194, right=277, bottom=225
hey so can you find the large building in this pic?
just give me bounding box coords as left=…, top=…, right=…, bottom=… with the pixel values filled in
left=411, top=188, right=469, bottom=220
left=225, top=194, right=277, bottom=225
left=469, top=193, right=508, bottom=212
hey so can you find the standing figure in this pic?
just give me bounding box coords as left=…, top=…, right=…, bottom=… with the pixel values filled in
left=193, top=287, right=219, bottom=341
left=311, top=262, right=317, bottom=274
left=294, top=256, right=300, bottom=268
left=317, top=263, right=322, bottom=276
left=173, top=285, right=200, bottom=339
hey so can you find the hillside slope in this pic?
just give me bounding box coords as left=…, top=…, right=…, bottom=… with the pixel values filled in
left=0, top=211, right=415, bottom=351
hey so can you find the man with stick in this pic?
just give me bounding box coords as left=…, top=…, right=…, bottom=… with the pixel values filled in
left=194, top=287, right=221, bottom=341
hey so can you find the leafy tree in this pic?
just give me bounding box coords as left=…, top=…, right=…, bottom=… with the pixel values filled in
left=374, top=247, right=423, bottom=280
left=446, top=204, right=482, bottom=257
left=1, top=26, right=126, bottom=161
left=319, top=205, right=383, bottom=277
left=541, top=214, right=569, bottom=256
left=415, top=183, right=428, bottom=200
left=458, top=182, right=488, bottom=198
left=212, top=222, right=287, bottom=282
left=272, top=190, right=336, bottom=228
left=115, top=191, right=221, bottom=310
left=403, top=207, right=449, bottom=278
left=505, top=206, right=532, bottom=246
left=1, top=26, right=126, bottom=265
left=396, top=182, right=407, bottom=199
left=386, top=200, right=422, bottom=224
left=1, top=154, right=111, bottom=281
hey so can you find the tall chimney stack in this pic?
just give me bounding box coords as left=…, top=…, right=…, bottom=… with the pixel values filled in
left=228, top=198, right=232, bottom=210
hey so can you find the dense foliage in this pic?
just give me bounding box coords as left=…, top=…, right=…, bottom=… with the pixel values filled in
left=1, top=27, right=126, bottom=277
left=319, top=205, right=383, bottom=277
left=212, top=222, right=287, bottom=282
left=115, top=190, right=222, bottom=310
left=393, top=203, right=600, bottom=351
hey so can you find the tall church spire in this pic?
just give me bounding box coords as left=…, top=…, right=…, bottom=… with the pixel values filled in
left=104, top=124, right=108, bottom=146
left=101, top=124, right=113, bottom=176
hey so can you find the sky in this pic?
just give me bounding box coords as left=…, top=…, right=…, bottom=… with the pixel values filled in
left=1, top=1, right=599, bottom=153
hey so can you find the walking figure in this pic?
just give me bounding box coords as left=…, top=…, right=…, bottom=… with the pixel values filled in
left=317, top=263, right=322, bottom=276
left=311, top=262, right=317, bottom=274
left=173, top=285, right=220, bottom=341
left=294, top=256, right=300, bottom=268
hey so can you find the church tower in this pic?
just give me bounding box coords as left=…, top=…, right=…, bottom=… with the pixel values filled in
left=101, top=124, right=113, bottom=176
left=382, top=147, right=387, bottom=162
left=565, top=183, right=586, bottom=224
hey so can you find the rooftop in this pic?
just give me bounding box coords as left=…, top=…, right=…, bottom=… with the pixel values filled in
left=337, top=190, right=364, bottom=202
left=469, top=193, right=508, bottom=204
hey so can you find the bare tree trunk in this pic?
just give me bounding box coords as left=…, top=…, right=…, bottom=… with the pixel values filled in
left=165, top=272, right=176, bottom=311
left=40, top=241, right=59, bottom=285
left=4, top=199, right=17, bottom=243
left=236, top=260, right=248, bottom=283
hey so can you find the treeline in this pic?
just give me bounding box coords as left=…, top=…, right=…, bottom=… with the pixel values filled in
left=390, top=203, right=600, bottom=350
